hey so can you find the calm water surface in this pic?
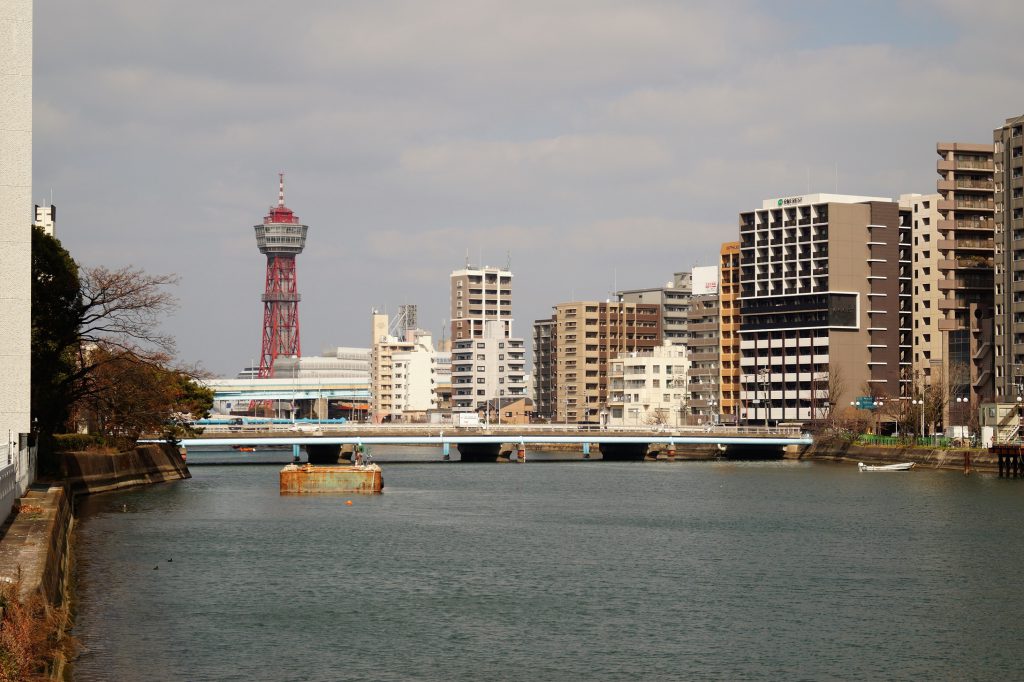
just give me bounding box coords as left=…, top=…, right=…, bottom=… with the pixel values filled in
left=72, top=453, right=1024, bottom=681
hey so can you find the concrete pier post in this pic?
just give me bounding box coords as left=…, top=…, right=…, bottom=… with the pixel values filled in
left=582, top=442, right=590, bottom=458
left=292, top=443, right=300, bottom=463
left=443, top=442, right=450, bottom=461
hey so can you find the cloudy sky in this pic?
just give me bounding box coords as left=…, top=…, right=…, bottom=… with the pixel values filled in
left=33, top=0, right=1024, bottom=375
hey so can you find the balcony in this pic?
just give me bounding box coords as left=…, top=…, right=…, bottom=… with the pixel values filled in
left=955, top=199, right=994, bottom=211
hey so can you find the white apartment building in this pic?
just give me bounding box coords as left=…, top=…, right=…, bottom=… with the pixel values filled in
left=371, top=312, right=438, bottom=422
left=32, top=203, right=54, bottom=236
left=607, top=343, right=690, bottom=426
left=451, top=320, right=527, bottom=413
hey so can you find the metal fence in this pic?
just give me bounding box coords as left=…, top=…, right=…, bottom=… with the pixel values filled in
left=856, top=435, right=953, bottom=448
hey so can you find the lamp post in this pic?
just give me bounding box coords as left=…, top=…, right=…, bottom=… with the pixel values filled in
left=757, top=367, right=770, bottom=427
left=911, top=398, right=924, bottom=442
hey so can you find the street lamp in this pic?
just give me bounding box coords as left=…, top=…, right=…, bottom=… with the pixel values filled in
left=917, top=395, right=925, bottom=438
left=757, top=367, right=770, bottom=427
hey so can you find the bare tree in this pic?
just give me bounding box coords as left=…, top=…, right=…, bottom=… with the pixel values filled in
left=78, top=266, right=179, bottom=358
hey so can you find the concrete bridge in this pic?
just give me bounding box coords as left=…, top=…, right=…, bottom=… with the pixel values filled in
left=180, top=425, right=812, bottom=463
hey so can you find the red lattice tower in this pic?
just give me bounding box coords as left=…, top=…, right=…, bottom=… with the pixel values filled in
left=255, top=173, right=308, bottom=378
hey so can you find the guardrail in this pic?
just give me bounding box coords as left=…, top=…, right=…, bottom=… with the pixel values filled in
left=190, top=422, right=804, bottom=437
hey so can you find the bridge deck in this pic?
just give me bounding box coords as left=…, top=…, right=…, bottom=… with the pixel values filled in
left=178, top=433, right=812, bottom=448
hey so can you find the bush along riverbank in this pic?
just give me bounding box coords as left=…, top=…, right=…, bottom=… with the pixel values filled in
left=0, top=442, right=189, bottom=677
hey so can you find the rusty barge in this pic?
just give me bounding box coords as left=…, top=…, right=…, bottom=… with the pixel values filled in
left=279, top=463, right=383, bottom=495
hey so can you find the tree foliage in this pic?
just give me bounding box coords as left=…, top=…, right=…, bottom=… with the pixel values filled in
left=30, top=228, right=211, bottom=460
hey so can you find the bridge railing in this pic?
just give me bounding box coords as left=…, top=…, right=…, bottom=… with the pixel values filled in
left=193, top=422, right=804, bottom=437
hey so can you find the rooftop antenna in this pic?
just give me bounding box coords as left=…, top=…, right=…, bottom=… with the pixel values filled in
left=505, top=250, right=511, bottom=271
left=465, top=248, right=470, bottom=268
left=278, top=172, right=285, bottom=207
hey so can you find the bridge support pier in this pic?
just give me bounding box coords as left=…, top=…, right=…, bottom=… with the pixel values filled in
left=307, top=443, right=341, bottom=465
left=456, top=443, right=502, bottom=463
left=721, top=444, right=784, bottom=460
left=599, top=442, right=649, bottom=461
left=583, top=442, right=590, bottom=459
left=292, top=443, right=301, bottom=463
left=443, top=442, right=451, bottom=461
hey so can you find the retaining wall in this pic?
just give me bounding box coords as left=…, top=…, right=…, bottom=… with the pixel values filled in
left=793, top=440, right=994, bottom=473
left=61, top=442, right=190, bottom=495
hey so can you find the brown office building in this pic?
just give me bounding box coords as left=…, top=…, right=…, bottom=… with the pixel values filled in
left=531, top=317, right=557, bottom=421
left=548, top=301, right=661, bottom=423
left=739, top=194, right=908, bottom=424
left=935, top=142, right=995, bottom=415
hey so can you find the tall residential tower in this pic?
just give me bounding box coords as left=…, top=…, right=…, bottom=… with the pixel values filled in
left=449, top=264, right=512, bottom=342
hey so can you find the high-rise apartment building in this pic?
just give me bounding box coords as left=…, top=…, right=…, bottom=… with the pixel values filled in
left=551, top=301, right=661, bottom=423
left=738, top=194, right=907, bottom=424
left=993, top=115, right=1024, bottom=401
left=902, top=194, right=945, bottom=387
left=719, top=242, right=741, bottom=423
left=687, top=266, right=720, bottom=423
left=370, top=312, right=438, bottom=422
left=450, top=320, right=527, bottom=413
left=449, top=264, right=512, bottom=342
left=936, top=142, right=995, bottom=408
left=531, top=318, right=556, bottom=420
left=618, top=271, right=692, bottom=342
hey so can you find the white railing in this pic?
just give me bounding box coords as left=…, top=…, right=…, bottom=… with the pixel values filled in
left=192, top=422, right=804, bottom=438
left=0, top=446, right=17, bottom=525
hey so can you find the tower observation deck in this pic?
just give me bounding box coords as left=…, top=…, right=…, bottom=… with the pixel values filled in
left=256, top=174, right=308, bottom=378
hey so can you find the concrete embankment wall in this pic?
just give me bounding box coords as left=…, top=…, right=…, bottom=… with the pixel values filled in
left=0, top=442, right=189, bottom=604
left=0, top=486, right=74, bottom=605
left=793, top=440, right=995, bottom=473
left=61, top=442, right=190, bottom=495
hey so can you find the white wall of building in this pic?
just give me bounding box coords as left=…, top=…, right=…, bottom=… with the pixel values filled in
left=607, top=344, right=690, bottom=426
left=0, top=0, right=35, bottom=506
left=451, top=320, right=527, bottom=412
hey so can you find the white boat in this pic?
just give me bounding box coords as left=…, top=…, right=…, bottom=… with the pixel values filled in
left=858, top=462, right=915, bottom=472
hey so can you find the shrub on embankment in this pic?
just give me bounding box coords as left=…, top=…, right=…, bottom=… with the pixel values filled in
left=0, top=581, right=74, bottom=681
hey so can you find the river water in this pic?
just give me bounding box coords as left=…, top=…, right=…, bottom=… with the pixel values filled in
left=71, top=452, right=1024, bottom=681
